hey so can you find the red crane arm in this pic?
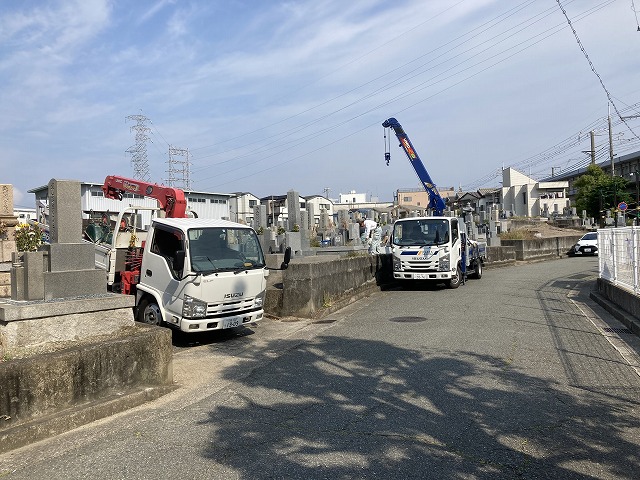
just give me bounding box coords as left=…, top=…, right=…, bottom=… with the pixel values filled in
left=102, top=175, right=187, bottom=218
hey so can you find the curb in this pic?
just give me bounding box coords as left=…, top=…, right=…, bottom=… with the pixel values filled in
left=0, top=384, right=177, bottom=454
left=589, top=291, right=640, bottom=337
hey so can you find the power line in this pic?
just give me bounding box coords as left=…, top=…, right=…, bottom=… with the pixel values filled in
left=556, top=0, right=640, bottom=142
left=194, top=0, right=613, bottom=189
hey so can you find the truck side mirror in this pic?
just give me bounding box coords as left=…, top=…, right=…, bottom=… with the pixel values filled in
left=173, top=250, right=186, bottom=272
left=281, top=246, right=292, bottom=269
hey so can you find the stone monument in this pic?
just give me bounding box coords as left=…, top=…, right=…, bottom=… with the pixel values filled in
left=1, top=179, right=135, bottom=350
left=0, top=185, right=18, bottom=297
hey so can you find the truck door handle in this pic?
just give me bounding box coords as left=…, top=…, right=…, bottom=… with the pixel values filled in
left=146, top=269, right=152, bottom=277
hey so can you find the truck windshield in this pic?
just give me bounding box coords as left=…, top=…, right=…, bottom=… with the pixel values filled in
left=393, top=219, right=450, bottom=246
left=188, top=227, right=265, bottom=273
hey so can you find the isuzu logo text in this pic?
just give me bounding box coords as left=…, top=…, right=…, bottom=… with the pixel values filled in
left=224, top=292, right=243, bottom=299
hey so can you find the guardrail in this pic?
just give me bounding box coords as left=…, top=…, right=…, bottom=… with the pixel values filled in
left=598, top=227, right=640, bottom=294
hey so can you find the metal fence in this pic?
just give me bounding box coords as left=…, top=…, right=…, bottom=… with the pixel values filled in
left=598, top=227, right=640, bottom=294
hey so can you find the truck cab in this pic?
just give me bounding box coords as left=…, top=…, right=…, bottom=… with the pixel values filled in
left=390, top=217, right=485, bottom=288
left=135, top=218, right=271, bottom=332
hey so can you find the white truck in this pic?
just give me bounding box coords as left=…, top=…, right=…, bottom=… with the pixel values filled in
left=390, top=217, right=485, bottom=288
left=87, top=175, right=290, bottom=333
left=382, top=118, right=485, bottom=288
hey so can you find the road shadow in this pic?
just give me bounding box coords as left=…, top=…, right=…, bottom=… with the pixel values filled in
left=171, top=325, right=256, bottom=349
left=196, top=333, right=640, bottom=478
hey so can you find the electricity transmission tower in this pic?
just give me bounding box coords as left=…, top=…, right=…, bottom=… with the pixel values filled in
left=125, top=114, right=152, bottom=181
left=166, top=146, right=192, bottom=190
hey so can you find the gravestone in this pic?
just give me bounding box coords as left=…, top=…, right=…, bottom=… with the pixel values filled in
left=10, top=180, right=105, bottom=301
left=306, top=204, right=315, bottom=231
left=286, top=190, right=300, bottom=230
left=319, top=209, right=329, bottom=232
left=2, top=178, right=136, bottom=351
left=254, top=204, right=267, bottom=231
left=348, top=223, right=361, bottom=244
left=0, top=185, right=18, bottom=229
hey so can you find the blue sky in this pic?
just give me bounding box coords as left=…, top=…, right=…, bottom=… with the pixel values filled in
left=2, top=0, right=640, bottom=208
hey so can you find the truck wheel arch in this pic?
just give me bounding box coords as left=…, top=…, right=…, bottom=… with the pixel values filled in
left=136, top=291, right=164, bottom=326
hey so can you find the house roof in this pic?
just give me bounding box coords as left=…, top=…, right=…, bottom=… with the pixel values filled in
left=478, top=187, right=500, bottom=195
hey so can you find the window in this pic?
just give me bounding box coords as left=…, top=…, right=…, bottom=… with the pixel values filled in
left=522, top=192, right=527, bottom=205
left=91, top=191, right=104, bottom=197
left=403, top=196, right=412, bottom=202
left=150, top=227, right=185, bottom=278
left=249, top=200, right=257, bottom=207
left=451, top=219, right=459, bottom=242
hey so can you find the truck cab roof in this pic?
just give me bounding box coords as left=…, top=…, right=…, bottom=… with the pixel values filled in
left=152, top=218, right=253, bottom=231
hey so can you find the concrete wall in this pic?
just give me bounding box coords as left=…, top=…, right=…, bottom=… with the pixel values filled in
left=596, top=278, right=640, bottom=330
left=277, top=254, right=393, bottom=318
left=485, top=245, right=516, bottom=267
left=500, top=235, right=581, bottom=261
left=0, top=324, right=174, bottom=453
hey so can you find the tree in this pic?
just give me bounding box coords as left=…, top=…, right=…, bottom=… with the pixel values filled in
left=573, top=164, right=631, bottom=221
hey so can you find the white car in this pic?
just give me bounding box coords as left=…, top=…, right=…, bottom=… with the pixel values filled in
left=570, top=232, right=598, bottom=256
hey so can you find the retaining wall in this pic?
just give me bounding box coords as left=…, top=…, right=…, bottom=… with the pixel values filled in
left=595, top=278, right=640, bottom=329
left=500, top=235, right=582, bottom=261
left=0, top=324, right=174, bottom=453
left=276, top=254, right=393, bottom=318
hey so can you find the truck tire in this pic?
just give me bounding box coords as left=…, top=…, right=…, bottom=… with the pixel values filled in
left=447, top=265, right=462, bottom=289
left=471, top=261, right=483, bottom=279
left=137, top=297, right=164, bottom=326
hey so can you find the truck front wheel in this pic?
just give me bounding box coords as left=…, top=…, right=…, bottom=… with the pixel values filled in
left=471, top=261, right=483, bottom=279
left=447, top=265, right=462, bottom=289
left=137, top=297, right=164, bottom=326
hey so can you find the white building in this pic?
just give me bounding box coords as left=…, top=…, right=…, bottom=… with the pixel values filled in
left=338, top=190, right=368, bottom=204
left=228, top=192, right=260, bottom=225
left=501, top=168, right=569, bottom=217
left=29, top=181, right=233, bottom=228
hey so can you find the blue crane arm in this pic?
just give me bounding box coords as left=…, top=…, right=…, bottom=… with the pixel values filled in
left=382, top=117, right=446, bottom=216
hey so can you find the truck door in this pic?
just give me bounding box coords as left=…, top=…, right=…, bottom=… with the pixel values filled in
left=142, top=226, right=185, bottom=312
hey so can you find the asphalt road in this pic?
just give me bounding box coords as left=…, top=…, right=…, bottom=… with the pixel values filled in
left=1, top=257, right=639, bottom=479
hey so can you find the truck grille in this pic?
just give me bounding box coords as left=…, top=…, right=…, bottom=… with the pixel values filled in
left=403, top=259, right=438, bottom=271
left=207, top=297, right=256, bottom=317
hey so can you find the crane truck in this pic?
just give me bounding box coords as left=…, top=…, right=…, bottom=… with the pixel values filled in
left=86, top=175, right=290, bottom=332
left=382, top=118, right=485, bottom=288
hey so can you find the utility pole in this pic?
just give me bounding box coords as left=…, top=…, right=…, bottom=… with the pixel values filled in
left=590, top=130, right=596, bottom=164
left=608, top=105, right=615, bottom=177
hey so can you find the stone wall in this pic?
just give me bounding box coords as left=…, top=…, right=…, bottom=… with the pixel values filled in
left=485, top=245, right=516, bottom=267
left=0, top=324, right=174, bottom=454
left=500, top=235, right=582, bottom=261
left=276, top=254, right=393, bottom=318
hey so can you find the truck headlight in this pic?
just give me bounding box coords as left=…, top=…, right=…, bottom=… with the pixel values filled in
left=393, top=256, right=402, bottom=271
left=254, top=290, right=266, bottom=308
left=439, top=253, right=450, bottom=272
left=183, top=295, right=207, bottom=318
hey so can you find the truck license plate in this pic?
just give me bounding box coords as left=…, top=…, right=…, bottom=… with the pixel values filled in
left=415, top=273, right=428, bottom=279
left=223, top=318, right=241, bottom=329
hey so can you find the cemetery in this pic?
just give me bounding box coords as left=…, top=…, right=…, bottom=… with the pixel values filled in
left=0, top=180, right=592, bottom=453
